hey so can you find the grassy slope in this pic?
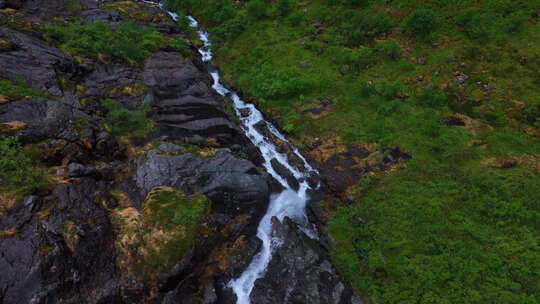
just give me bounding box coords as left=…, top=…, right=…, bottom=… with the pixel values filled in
left=170, top=0, right=540, bottom=302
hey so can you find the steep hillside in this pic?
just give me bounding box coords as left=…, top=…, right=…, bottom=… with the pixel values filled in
left=167, top=0, right=540, bottom=303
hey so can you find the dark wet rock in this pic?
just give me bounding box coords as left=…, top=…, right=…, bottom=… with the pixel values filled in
left=134, top=144, right=269, bottom=214
left=453, top=71, right=469, bottom=84
left=0, top=98, right=121, bottom=162
left=271, top=158, right=300, bottom=191
left=302, top=107, right=325, bottom=115
left=81, top=8, right=124, bottom=25
left=0, top=0, right=23, bottom=9
left=317, top=145, right=409, bottom=193
left=82, top=64, right=144, bottom=106
left=0, top=26, right=76, bottom=96
left=381, top=147, right=411, bottom=166
left=319, top=97, right=333, bottom=107
left=155, top=21, right=181, bottom=34
left=497, top=160, right=518, bottom=169
left=441, top=116, right=466, bottom=126
left=68, top=162, right=96, bottom=177
left=239, top=107, right=251, bottom=117
left=0, top=179, right=120, bottom=304
left=250, top=217, right=364, bottom=304
left=144, top=52, right=242, bottom=144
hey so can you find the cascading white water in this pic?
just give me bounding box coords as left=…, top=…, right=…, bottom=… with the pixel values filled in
left=146, top=2, right=319, bottom=302
left=186, top=17, right=319, bottom=304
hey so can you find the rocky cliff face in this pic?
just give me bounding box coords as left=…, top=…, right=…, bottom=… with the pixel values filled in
left=0, top=1, right=269, bottom=302
left=0, top=1, right=374, bottom=303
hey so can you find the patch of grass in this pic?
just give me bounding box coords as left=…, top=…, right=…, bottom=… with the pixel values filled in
left=45, top=21, right=166, bottom=63
left=0, top=136, right=49, bottom=199
left=101, top=99, right=154, bottom=138
left=112, top=187, right=210, bottom=277
left=0, top=79, right=52, bottom=103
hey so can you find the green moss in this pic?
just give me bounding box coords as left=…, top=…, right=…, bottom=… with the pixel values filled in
left=112, top=187, right=210, bottom=278
left=0, top=79, right=51, bottom=103
left=62, top=0, right=82, bottom=13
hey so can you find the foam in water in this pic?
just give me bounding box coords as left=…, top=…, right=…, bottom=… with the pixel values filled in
left=147, top=3, right=318, bottom=302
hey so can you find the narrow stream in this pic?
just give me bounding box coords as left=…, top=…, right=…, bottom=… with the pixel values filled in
left=148, top=2, right=320, bottom=302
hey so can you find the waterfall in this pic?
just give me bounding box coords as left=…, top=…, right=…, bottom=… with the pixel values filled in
left=146, top=2, right=319, bottom=302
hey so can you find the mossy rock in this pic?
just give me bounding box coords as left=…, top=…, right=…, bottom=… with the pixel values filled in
left=101, top=1, right=169, bottom=23
left=0, top=121, right=26, bottom=133
left=112, top=187, right=211, bottom=278
left=0, top=39, right=16, bottom=52
left=108, top=82, right=148, bottom=97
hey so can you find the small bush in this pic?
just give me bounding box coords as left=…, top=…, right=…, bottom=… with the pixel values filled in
left=378, top=80, right=404, bottom=100
left=456, top=8, right=494, bottom=43
left=0, top=136, right=47, bottom=196
left=375, top=39, right=401, bottom=60
left=344, top=11, right=393, bottom=45
left=170, top=37, right=190, bottom=56
left=500, top=12, right=527, bottom=34
left=402, top=9, right=439, bottom=41
left=273, top=0, right=292, bottom=16
left=209, top=14, right=247, bottom=47
left=337, top=47, right=376, bottom=71
left=45, top=21, right=165, bottom=63
left=240, top=63, right=313, bottom=99
left=247, top=0, right=267, bottom=19
left=102, top=99, right=153, bottom=137
left=417, top=87, right=448, bottom=107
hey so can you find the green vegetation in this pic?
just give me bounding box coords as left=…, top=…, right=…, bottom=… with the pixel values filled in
left=45, top=21, right=165, bottom=63
left=0, top=136, right=48, bottom=198
left=170, top=0, right=540, bottom=302
left=0, top=79, right=51, bottom=102
left=112, top=187, right=210, bottom=277
left=62, top=0, right=82, bottom=13
left=101, top=99, right=154, bottom=137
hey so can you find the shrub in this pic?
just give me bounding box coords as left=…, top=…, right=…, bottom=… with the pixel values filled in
left=344, top=11, right=393, bottom=45
left=0, top=136, right=47, bottom=196
left=402, top=9, right=439, bottom=41
left=273, top=0, right=292, bottom=16
left=416, top=87, right=448, bottom=107
left=209, top=14, right=247, bottom=47
left=337, top=47, right=376, bottom=71
left=375, top=39, right=401, bottom=60
left=170, top=37, right=190, bottom=56
left=45, top=21, right=165, bottom=63
left=102, top=99, right=153, bottom=137
left=500, top=12, right=527, bottom=34
left=456, top=8, right=494, bottom=43
left=247, top=0, right=267, bottom=19
left=359, top=81, right=376, bottom=98
left=240, top=63, right=313, bottom=99
left=378, top=80, right=404, bottom=100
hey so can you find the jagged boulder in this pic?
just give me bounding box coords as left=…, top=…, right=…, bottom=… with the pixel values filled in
left=0, top=179, right=120, bottom=304
left=249, top=217, right=364, bottom=304
left=134, top=144, right=269, bottom=215
left=0, top=98, right=121, bottom=162
left=0, top=26, right=76, bottom=96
